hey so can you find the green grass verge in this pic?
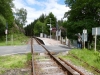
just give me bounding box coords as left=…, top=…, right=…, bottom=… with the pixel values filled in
left=0, top=53, right=32, bottom=74
left=58, top=49, right=100, bottom=74
left=0, top=33, right=29, bottom=46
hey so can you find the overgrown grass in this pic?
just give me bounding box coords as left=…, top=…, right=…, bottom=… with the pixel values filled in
left=0, top=53, right=32, bottom=74
left=58, top=49, right=100, bottom=74
left=0, top=33, right=29, bottom=46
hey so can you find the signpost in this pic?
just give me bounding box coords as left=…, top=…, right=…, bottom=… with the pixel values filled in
left=92, top=27, right=100, bottom=51
left=47, top=18, right=52, bottom=39
left=47, top=24, right=52, bottom=38
left=83, top=29, right=87, bottom=49
left=82, top=33, right=87, bottom=41
left=5, top=29, right=8, bottom=45
left=92, top=27, right=100, bottom=35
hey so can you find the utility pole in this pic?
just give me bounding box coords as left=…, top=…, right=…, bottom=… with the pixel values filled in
left=49, top=18, right=51, bottom=39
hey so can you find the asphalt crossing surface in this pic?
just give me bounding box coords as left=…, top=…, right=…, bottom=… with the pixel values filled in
left=33, top=45, right=70, bottom=53
left=0, top=45, right=31, bottom=56
left=0, top=38, right=71, bottom=56
left=0, top=44, right=71, bottom=56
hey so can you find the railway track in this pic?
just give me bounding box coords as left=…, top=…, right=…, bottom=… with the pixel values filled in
left=31, top=37, right=85, bottom=75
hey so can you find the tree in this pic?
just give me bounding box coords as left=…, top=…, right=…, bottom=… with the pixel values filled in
left=0, top=0, right=14, bottom=36
left=25, top=12, right=57, bottom=37
left=24, top=19, right=37, bottom=36
left=64, top=0, right=100, bottom=42
left=47, top=12, right=57, bottom=27
left=38, top=14, right=48, bottom=35
left=14, top=8, right=27, bottom=27
left=39, top=14, right=46, bottom=23
left=0, top=0, right=14, bottom=25
left=24, top=24, right=32, bottom=36
left=34, top=20, right=44, bottom=36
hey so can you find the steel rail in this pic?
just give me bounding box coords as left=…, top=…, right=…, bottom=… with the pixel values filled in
left=59, top=57, right=84, bottom=75
left=34, top=37, right=85, bottom=75
left=31, top=37, right=36, bottom=75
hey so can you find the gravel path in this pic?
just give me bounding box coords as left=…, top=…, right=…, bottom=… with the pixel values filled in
left=0, top=69, right=31, bottom=75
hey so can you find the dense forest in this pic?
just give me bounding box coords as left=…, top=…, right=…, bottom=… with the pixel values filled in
left=64, top=0, right=100, bottom=41
left=24, top=12, right=66, bottom=37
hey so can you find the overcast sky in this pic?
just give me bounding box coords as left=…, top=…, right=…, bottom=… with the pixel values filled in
left=13, top=0, right=70, bottom=25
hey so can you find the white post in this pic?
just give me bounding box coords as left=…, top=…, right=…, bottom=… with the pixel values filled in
left=60, top=30, right=61, bottom=41
left=94, top=28, right=97, bottom=51
left=47, top=18, right=52, bottom=39
left=5, top=29, right=8, bottom=45
left=50, top=24, right=51, bottom=39
left=94, top=35, right=97, bottom=51
left=83, top=29, right=87, bottom=49
left=50, top=18, right=51, bottom=39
